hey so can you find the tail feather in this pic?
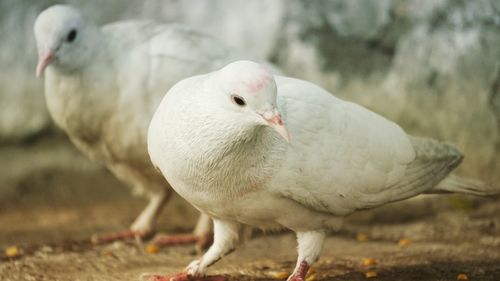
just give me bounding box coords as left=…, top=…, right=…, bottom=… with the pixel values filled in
left=433, top=174, right=499, bottom=196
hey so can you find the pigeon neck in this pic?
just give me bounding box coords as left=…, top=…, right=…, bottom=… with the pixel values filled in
left=187, top=119, right=287, bottom=199
left=43, top=28, right=117, bottom=140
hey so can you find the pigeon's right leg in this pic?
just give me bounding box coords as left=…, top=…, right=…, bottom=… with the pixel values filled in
left=91, top=190, right=170, bottom=244
left=287, top=231, right=325, bottom=281
left=185, top=220, right=239, bottom=276
left=144, top=219, right=239, bottom=281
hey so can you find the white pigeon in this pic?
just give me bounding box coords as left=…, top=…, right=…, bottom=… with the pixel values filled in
left=148, top=60, right=498, bottom=281
left=33, top=4, right=269, bottom=245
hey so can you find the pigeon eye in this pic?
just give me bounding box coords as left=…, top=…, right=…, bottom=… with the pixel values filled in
left=231, top=95, right=246, bottom=107
left=67, top=29, right=77, bottom=43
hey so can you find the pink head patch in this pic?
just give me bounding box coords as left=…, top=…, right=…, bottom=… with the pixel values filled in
left=245, top=66, right=273, bottom=94
left=217, top=61, right=276, bottom=96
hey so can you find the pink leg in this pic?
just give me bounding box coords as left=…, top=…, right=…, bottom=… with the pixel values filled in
left=287, top=261, right=310, bottom=281
left=287, top=231, right=326, bottom=281
left=152, top=232, right=212, bottom=250
left=91, top=230, right=150, bottom=244
left=91, top=225, right=212, bottom=248
left=91, top=191, right=169, bottom=245
left=153, top=214, right=213, bottom=250
left=152, top=233, right=198, bottom=245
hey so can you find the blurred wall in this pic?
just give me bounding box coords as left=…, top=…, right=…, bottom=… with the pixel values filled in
left=1, top=0, right=499, bottom=181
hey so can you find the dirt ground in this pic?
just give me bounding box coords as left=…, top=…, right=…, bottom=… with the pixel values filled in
left=1, top=135, right=499, bottom=281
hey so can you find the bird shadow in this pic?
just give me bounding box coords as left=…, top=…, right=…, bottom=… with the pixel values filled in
left=225, top=260, right=500, bottom=281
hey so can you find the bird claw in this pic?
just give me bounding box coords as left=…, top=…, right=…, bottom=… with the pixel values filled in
left=287, top=276, right=305, bottom=281
left=286, top=260, right=309, bottom=281
left=185, top=260, right=202, bottom=276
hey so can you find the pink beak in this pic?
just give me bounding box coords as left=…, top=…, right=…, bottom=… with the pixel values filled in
left=260, top=109, right=290, bottom=142
left=36, top=50, right=55, bottom=77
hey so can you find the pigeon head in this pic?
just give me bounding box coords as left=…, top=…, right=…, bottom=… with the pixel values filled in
left=210, top=60, right=289, bottom=141
left=34, top=5, right=97, bottom=77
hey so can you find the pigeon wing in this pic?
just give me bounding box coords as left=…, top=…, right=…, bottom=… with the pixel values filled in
left=271, top=77, right=453, bottom=215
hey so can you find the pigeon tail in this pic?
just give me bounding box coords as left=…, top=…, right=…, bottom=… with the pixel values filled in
left=432, top=174, right=500, bottom=196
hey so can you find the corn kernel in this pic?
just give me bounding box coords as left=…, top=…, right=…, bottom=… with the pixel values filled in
left=356, top=233, right=369, bottom=242
left=362, top=258, right=377, bottom=266
left=5, top=246, right=20, bottom=258
left=398, top=238, right=411, bottom=247
left=365, top=271, right=377, bottom=278
left=269, top=271, right=289, bottom=280
left=146, top=243, right=159, bottom=254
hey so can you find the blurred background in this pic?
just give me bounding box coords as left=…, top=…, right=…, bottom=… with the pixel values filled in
left=2, top=0, right=500, bottom=177
left=0, top=0, right=499, bottom=280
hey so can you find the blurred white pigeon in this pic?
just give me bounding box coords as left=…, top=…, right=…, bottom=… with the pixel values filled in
left=33, top=4, right=271, bottom=246
left=147, top=60, right=498, bottom=281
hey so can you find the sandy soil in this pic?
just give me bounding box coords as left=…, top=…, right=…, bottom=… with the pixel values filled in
left=1, top=136, right=499, bottom=281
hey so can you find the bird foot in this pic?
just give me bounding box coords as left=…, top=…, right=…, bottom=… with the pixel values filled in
left=140, top=272, right=225, bottom=281
left=287, top=261, right=309, bottom=281
left=152, top=233, right=213, bottom=251
left=91, top=230, right=150, bottom=245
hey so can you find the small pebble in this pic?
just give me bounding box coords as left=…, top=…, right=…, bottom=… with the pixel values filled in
left=101, top=250, right=114, bottom=257
left=39, top=246, right=54, bottom=253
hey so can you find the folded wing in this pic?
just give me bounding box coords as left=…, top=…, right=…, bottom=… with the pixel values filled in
left=272, top=77, right=463, bottom=215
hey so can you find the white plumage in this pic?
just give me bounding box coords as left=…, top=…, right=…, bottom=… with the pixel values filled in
left=148, top=60, right=497, bottom=281
left=33, top=5, right=269, bottom=243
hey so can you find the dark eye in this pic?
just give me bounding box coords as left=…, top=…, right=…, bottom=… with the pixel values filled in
left=66, top=29, right=77, bottom=43
left=231, top=94, right=246, bottom=107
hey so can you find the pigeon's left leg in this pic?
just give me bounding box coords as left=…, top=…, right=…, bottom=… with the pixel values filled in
left=287, top=231, right=325, bottom=281
left=91, top=190, right=170, bottom=244
left=143, top=219, right=239, bottom=281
